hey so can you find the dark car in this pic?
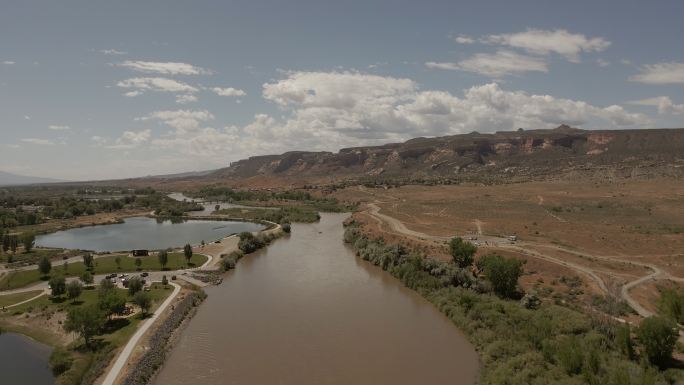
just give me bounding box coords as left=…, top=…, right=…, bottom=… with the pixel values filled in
left=141, top=272, right=149, bottom=277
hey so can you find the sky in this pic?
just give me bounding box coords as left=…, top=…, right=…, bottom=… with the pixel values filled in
left=1, top=0, right=683, bottom=181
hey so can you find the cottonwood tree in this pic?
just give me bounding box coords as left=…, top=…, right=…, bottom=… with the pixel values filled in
left=82, top=253, right=94, bottom=270
left=49, top=276, right=66, bottom=297
left=64, top=305, right=106, bottom=347
left=66, top=281, right=83, bottom=303
left=133, top=291, right=152, bottom=316
left=477, top=254, right=524, bottom=298
left=80, top=271, right=93, bottom=285
left=449, top=237, right=477, bottom=268
left=128, top=276, right=143, bottom=296
left=158, top=250, right=168, bottom=270
left=38, top=256, right=52, bottom=277
left=183, top=244, right=193, bottom=266
left=20, top=231, right=35, bottom=253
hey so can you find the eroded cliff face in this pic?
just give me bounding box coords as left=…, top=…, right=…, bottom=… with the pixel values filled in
left=212, top=126, right=684, bottom=184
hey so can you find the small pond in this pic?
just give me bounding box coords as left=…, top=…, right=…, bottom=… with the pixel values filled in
left=0, top=332, right=54, bottom=385
left=36, top=216, right=265, bottom=252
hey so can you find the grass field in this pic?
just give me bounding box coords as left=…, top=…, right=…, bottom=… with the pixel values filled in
left=0, top=290, right=43, bottom=307
left=0, top=253, right=207, bottom=291
left=0, top=282, right=174, bottom=385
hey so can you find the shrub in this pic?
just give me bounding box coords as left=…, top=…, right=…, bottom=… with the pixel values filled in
left=48, top=347, right=73, bottom=375
left=636, top=316, right=678, bottom=368
left=477, top=254, right=524, bottom=298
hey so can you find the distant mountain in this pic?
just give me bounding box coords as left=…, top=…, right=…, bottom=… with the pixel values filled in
left=208, top=126, right=684, bottom=185
left=103, top=126, right=684, bottom=189
left=0, top=171, right=63, bottom=186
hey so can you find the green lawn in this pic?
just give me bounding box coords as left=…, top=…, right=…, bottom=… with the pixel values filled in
left=7, top=284, right=171, bottom=324
left=0, top=253, right=206, bottom=291
left=0, top=290, right=44, bottom=307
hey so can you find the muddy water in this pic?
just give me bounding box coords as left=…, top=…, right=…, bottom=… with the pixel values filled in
left=154, top=213, right=479, bottom=385
left=0, top=333, right=54, bottom=384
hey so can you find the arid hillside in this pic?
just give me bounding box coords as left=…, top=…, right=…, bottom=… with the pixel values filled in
left=209, top=125, right=684, bottom=186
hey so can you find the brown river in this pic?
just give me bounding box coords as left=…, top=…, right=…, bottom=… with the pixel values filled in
left=153, top=213, right=479, bottom=385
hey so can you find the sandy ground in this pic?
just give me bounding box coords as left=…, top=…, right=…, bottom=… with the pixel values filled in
left=334, top=178, right=684, bottom=320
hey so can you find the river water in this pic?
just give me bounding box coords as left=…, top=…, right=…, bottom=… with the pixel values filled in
left=153, top=213, right=478, bottom=385
left=0, top=332, right=54, bottom=384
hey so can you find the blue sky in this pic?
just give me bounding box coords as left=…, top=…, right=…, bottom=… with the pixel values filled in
left=1, top=0, right=683, bottom=180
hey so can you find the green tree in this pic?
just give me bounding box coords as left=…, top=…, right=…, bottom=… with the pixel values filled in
left=158, top=250, right=168, bottom=270
left=449, top=237, right=477, bottom=268
left=658, top=288, right=684, bottom=323
left=238, top=232, right=265, bottom=253
left=66, top=280, right=83, bottom=303
left=49, top=276, right=66, bottom=297
left=80, top=271, right=93, bottom=285
left=98, top=290, right=126, bottom=319
left=64, top=305, right=106, bottom=347
left=20, top=231, right=35, bottom=253
left=133, top=291, right=152, bottom=316
left=161, top=275, right=168, bottom=286
left=282, top=223, right=291, bottom=233
left=128, top=276, right=143, bottom=296
left=477, top=254, right=524, bottom=298
left=134, top=257, right=142, bottom=270
left=115, top=256, right=122, bottom=270
left=636, top=316, right=678, bottom=368
left=183, top=243, right=193, bottom=265
left=38, top=256, right=52, bottom=276
left=82, top=253, right=94, bottom=270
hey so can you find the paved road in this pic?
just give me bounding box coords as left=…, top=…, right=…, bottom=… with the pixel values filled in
left=101, top=281, right=181, bottom=385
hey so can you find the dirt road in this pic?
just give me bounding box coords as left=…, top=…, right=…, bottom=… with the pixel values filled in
left=363, top=200, right=678, bottom=319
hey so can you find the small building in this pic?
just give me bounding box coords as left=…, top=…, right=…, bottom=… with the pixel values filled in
left=132, top=249, right=149, bottom=257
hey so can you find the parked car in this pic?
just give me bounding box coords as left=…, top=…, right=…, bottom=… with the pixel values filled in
left=141, top=272, right=149, bottom=277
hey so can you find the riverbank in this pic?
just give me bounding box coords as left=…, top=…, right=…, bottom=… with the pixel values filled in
left=343, top=218, right=682, bottom=384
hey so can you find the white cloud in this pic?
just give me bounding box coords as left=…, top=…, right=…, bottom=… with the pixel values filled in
left=628, top=96, right=684, bottom=114
left=23, top=115, right=31, bottom=120
left=176, top=94, right=198, bottom=104
left=454, top=35, right=475, bottom=44
left=21, top=138, right=55, bottom=146
left=483, top=29, right=610, bottom=62
left=124, top=90, right=142, bottom=97
left=629, top=62, right=684, bottom=84
left=426, top=50, right=548, bottom=77
left=119, top=71, right=650, bottom=167
left=91, top=136, right=109, bottom=146
left=108, top=129, right=152, bottom=149
left=116, top=77, right=198, bottom=95
left=100, top=49, right=127, bottom=56
left=425, top=61, right=461, bottom=71
left=137, top=109, right=214, bottom=132
left=3, top=61, right=15, bottom=65
left=212, top=87, right=246, bottom=97
left=597, top=58, right=610, bottom=67
left=48, top=125, right=71, bottom=131
left=117, top=60, right=212, bottom=75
